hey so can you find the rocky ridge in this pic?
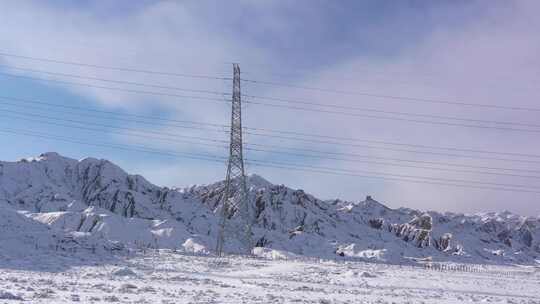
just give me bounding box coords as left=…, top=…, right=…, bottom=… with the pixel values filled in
left=0, top=152, right=539, bottom=264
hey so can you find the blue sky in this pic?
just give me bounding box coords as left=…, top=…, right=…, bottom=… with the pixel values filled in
left=0, top=0, right=539, bottom=215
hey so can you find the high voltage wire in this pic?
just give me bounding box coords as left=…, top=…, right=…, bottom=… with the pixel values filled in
left=3, top=51, right=532, bottom=96
left=0, top=128, right=229, bottom=164
left=244, top=100, right=540, bottom=133
left=2, top=65, right=540, bottom=132
left=4, top=67, right=540, bottom=133
left=240, top=64, right=540, bottom=95
left=243, top=131, right=540, bottom=164
left=242, top=124, right=540, bottom=159
left=2, top=51, right=539, bottom=114
left=0, top=64, right=230, bottom=97
left=246, top=159, right=539, bottom=190
left=244, top=146, right=540, bottom=179
left=4, top=101, right=540, bottom=175
left=0, top=110, right=229, bottom=147
left=2, top=51, right=529, bottom=95
left=242, top=94, right=540, bottom=129
left=0, top=52, right=231, bottom=81
left=7, top=101, right=539, bottom=179
left=244, top=143, right=540, bottom=174
left=0, top=101, right=227, bottom=134
left=2, top=126, right=540, bottom=194
left=2, top=95, right=540, bottom=159
left=2, top=94, right=540, bottom=159
left=11, top=62, right=538, bottom=129
left=242, top=78, right=540, bottom=112
left=3, top=63, right=540, bottom=130
left=246, top=161, right=540, bottom=194
left=0, top=98, right=540, bottom=168
left=0, top=95, right=228, bottom=128
left=3, top=108, right=540, bottom=178
left=240, top=60, right=527, bottom=85
left=0, top=56, right=538, bottom=166
left=2, top=108, right=540, bottom=179
left=0, top=72, right=229, bottom=104
left=2, top=54, right=539, bottom=202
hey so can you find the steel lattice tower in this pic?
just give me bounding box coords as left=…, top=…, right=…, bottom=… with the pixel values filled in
left=216, top=63, right=252, bottom=256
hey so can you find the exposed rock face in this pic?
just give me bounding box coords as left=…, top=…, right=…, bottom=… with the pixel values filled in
left=410, top=214, right=433, bottom=231
left=368, top=218, right=384, bottom=230
left=497, top=229, right=512, bottom=247
left=0, top=153, right=169, bottom=219
left=518, top=221, right=534, bottom=247
left=195, top=180, right=336, bottom=240
left=1, top=152, right=539, bottom=264
left=389, top=214, right=432, bottom=248
left=434, top=233, right=453, bottom=251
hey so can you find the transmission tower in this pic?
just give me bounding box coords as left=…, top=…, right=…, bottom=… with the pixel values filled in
left=216, top=63, right=252, bottom=256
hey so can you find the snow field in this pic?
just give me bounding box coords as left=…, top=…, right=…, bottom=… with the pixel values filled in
left=0, top=250, right=538, bottom=304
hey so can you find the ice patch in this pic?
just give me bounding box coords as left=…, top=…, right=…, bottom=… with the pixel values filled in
left=182, top=238, right=208, bottom=254
left=360, top=271, right=377, bottom=278
left=112, top=267, right=137, bottom=277
left=252, top=247, right=298, bottom=260
left=0, top=290, right=23, bottom=300
left=338, top=244, right=387, bottom=260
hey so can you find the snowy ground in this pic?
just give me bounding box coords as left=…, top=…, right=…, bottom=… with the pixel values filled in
left=0, top=251, right=539, bottom=303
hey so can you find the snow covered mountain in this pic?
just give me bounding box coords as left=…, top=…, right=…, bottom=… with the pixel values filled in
left=1, top=152, right=539, bottom=265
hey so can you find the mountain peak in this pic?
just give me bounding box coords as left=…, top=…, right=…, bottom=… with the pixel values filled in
left=39, top=152, right=62, bottom=159
left=16, top=152, right=77, bottom=165
left=246, top=174, right=273, bottom=188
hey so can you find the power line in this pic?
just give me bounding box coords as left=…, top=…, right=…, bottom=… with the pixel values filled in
left=4, top=103, right=540, bottom=182
left=239, top=61, right=493, bottom=83
left=242, top=94, right=540, bottom=129
left=244, top=147, right=540, bottom=179
left=7, top=61, right=540, bottom=131
left=245, top=143, right=540, bottom=174
left=0, top=110, right=229, bottom=147
left=5, top=63, right=540, bottom=132
left=2, top=55, right=538, bottom=196
left=0, top=72, right=230, bottom=104
left=2, top=95, right=540, bottom=160
left=0, top=128, right=229, bottom=163
left=242, top=78, right=540, bottom=112
left=243, top=131, right=540, bottom=164
left=2, top=102, right=540, bottom=166
left=245, top=159, right=539, bottom=190
left=0, top=64, right=230, bottom=97
left=2, top=50, right=538, bottom=113
left=240, top=63, right=540, bottom=94
left=4, top=99, right=540, bottom=176
left=0, top=95, right=228, bottom=128
left=0, top=101, right=227, bottom=134
left=3, top=107, right=540, bottom=185
left=2, top=126, right=540, bottom=195
left=242, top=125, right=540, bottom=159
left=0, top=51, right=231, bottom=81
left=244, top=100, right=540, bottom=133
left=5, top=63, right=539, bottom=130
left=246, top=161, right=540, bottom=194
left=5, top=65, right=539, bottom=132
left=2, top=51, right=529, bottom=93
left=2, top=109, right=539, bottom=178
